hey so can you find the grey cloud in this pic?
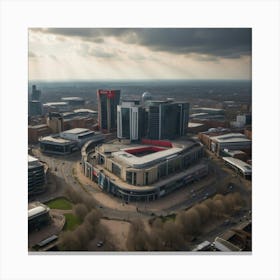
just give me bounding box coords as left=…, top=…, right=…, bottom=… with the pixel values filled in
left=31, top=28, right=251, bottom=59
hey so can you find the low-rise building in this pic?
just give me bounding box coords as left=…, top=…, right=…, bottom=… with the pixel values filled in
left=209, top=133, right=251, bottom=156
left=28, top=124, right=52, bottom=144
left=28, top=155, right=46, bottom=195
left=28, top=202, right=51, bottom=232
left=39, top=128, right=104, bottom=155
left=222, top=157, right=252, bottom=180
left=198, top=131, right=251, bottom=156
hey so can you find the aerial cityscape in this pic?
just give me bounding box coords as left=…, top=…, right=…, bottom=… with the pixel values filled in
left=28, top=28, right=252, bottom=252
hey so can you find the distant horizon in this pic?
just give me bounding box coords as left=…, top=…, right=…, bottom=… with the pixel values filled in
left=28, top=78, right=251, bottom=83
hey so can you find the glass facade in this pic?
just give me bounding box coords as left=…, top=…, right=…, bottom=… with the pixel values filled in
left=121, top=108, right=130, bottom=138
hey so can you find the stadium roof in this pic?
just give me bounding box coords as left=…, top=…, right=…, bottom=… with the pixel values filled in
left=113, top=147, right=182, bottom=168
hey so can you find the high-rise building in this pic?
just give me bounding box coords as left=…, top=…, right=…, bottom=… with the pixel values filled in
left=31, top=85, right=41, bottom=101
left=97, top=89, right=120, bottom=132
left=28, top=100, right=42, bottom=116
left=117, top=99, right=143, bottom=141
left=145, top=100, right=189, bottom=140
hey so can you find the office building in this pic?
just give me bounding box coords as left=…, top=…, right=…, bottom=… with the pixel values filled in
left=28, top=155, right=46, bottom=195
left=29, top=100, right=42, bottom=116
left=31, top=85, right=41, bottom=101
left=97, top=89, right=120, bottom=132
left=145, top=100, right=189, bottom=140
left=117, top=99, right=144, bottom=141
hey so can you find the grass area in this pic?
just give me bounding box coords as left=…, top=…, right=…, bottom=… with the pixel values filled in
left=63, top=213, right=82, bottom=231
left=46, top=197, right=73, bottom=210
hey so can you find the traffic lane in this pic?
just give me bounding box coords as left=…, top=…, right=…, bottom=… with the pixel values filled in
left=166, top=184, right=217, bottom=212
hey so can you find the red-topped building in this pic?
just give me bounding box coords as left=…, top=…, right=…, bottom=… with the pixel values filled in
left=97, top=89, right=121, bottom=133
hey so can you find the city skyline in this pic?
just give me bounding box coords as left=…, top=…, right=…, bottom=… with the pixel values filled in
left=29, top=28, right=252, bottom=81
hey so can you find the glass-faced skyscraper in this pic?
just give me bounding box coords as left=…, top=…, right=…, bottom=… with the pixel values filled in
left=117, top=99, right=143, bottom=141
left=97, top=89, right=121, bottom=132
left=145, top=100, right=189, bottom=140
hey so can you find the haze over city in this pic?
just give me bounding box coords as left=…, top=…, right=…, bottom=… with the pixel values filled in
left=29, top=28, right=252, bottom=81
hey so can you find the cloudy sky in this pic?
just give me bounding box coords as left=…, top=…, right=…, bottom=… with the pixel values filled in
left=29, top=28, right=251, bottom=81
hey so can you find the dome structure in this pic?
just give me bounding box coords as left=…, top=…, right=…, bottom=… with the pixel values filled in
left=142, top=91, right=152, bottom=103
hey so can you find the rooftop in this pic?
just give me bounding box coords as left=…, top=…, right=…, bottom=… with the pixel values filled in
left=28, top=155, right=39, bottom=163
left=28, top=205, right=49, bottom=220
left=40, top=135, right=73, bottom=144
left=188, top=122, right=205, bottom=128
left=74, top=109, right=97, bottom=114
left=61, top=97, right=84, bottom=101
left=62, top=128, right=90, bottom=134
left=43, top=102, right=68, bottom=106
left=222, top=157, right=252, bottom=173
left=210, top=133, right=251, bottom=143
left=28, top=124, right=49, bottom=129
left=28, top=155, right=42, bottom=168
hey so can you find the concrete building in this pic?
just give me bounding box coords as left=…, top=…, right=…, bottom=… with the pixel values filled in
left=28, top=124, right=52, bottom=144
left=28, top=202, right=50, bottom=232
left=28, top=155, right=46, bottom=195
left=43, top=102, right=70, bottom=113
left=117, top=99, right=144, bottom=141
left=82, top=139, right=207, bottom=202
left=60, top=128, right=103, bottom=147
left=145, top=100, right=189, bottom=140
left=61, top=97, right=85, bottom=107
left=222, top=157, right=252, bottom=180
left=231, top=113, right=252, bottom=128
left=97, top=89, right=121, bottom=132
left=39, top=128, right=104, bottom=155
left=209, top=133, right=251, bottom=156
left=47, top=112, right=63, bottom=133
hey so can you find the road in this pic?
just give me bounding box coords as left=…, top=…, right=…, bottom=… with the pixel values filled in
left=30, top=146, right=251, bottom=223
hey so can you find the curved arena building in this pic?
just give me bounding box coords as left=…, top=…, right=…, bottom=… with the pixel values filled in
left=82, top=138, right=208, bottom=202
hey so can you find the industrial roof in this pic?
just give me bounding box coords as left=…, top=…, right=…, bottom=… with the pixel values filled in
left=222, top=157, right=252, bottom=174
left=210, top=133, right=251, bottom=143
left=28, top=205, right=49, bottom=219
